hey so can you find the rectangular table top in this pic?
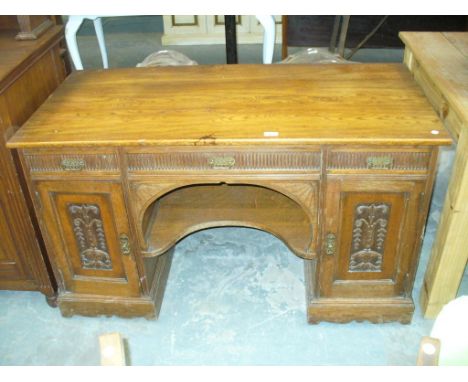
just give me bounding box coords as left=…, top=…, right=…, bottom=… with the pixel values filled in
left=7, top=63, right=452, bottom=148
left=399, top=31, right=468, bottom=138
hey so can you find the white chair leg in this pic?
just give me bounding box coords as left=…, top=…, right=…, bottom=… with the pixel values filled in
left=93, top=17, right=109, bottom=69
left=65, top=16, right=85, bottom=70
left=256, top=15, right=275, bottom=64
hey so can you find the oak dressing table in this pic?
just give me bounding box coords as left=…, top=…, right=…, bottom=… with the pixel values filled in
left=7, top=64, right=452, bottom=323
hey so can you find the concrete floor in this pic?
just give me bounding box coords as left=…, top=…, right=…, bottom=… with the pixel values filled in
left=0, top=16, right=467, bottom=366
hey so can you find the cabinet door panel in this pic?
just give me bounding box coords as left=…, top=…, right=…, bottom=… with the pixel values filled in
left=320, top=177, right=425, bottom=298
left=337, top=192, right=406, bottom=281
left=36, top=181, right=140, bottom=297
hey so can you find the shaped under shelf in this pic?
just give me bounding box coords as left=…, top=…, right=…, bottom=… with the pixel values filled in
left=142, top=184, right=315, bottom=259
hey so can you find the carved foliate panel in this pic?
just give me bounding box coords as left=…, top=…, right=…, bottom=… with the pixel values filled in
left=68, top=203, right=112, bottom=270
left=349, top=203, right=391, bottom=272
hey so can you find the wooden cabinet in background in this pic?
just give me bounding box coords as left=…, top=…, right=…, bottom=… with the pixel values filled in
left=0, top=23, right=69, bottom=302
left=0, top=15, right=58, bottom=40
left=162, top=15, right=282, bottom=45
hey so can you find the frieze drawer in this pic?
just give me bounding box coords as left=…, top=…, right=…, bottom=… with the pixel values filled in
left=327, top=149, right=432, bottom=173
left=126, top=150, right=322, bottom=174
left=23, top=150, right=120, bottom=176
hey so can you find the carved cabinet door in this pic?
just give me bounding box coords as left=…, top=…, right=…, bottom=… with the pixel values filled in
left=319, top=177, right=426, bottom=299
left=35, top=181, right=141, bottom=297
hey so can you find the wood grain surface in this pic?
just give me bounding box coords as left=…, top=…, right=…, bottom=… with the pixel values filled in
left=143, top=184, right=313, bottom=258
left=7, top=64, right=451, bottom=148
left=400, top=32, right=468, bottom=139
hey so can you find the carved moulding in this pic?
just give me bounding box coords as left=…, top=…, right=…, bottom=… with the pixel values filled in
left=68, top=203, right=112, bottom=270
left=349, top=203, right=391, bottom=272
left=130, top=180, right=318, bottom=259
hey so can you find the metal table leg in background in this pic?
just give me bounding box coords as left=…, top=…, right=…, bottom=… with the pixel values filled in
left=329, top=16, right=350, bottom=57
left=337, top=16, right=350, bottom=57
left=224, top=15, right=238, bottom=64
left=329, top=16, right=341, bottom=53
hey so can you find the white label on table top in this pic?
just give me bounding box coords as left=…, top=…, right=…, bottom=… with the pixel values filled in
left=263, top=131, right=279, bottom=137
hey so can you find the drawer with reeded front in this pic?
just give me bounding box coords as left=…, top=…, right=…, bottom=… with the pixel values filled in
left=125, top=147, right=322, bottom=175
left=22, top=149, right=120, bottom=178
left=326, top=147, right=433, bottom=175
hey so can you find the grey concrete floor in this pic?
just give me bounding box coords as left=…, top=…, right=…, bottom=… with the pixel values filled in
left=0, top=17, right=467, bottom=366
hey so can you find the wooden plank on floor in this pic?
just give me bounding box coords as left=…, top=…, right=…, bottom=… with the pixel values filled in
left=99, top=332, right=127, bottom=366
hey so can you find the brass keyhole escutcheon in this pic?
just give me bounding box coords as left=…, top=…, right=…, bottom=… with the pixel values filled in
left=366, top=156, right=393, bottom=170
left=61, top=158, right=86, bottom=171
left=119, top=234, right=131, bottom=256
left=208, top=156, right=236, bottom=169
left=326, top=233, right=336, bottom=256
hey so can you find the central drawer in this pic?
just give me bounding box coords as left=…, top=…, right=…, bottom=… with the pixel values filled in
left=126, top=148, right=322, bottom=174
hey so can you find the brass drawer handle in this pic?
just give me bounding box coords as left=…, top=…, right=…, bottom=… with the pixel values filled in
left=119, top=234, right=131, bottom=256
left=325, top=233, right=336, bottom=256
left=208, top=156, right=236, bottom=169
left=61, top=158, right=86, bottom=171
left=366, top=156, right=393, bottom=170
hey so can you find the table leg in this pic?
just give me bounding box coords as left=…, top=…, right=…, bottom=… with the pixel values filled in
left=224, top=15, right=238, bottom=64
left=65, top=16, right=85, bottom=70
left=329, top=16, right=341, bottom=53
left=337, top=16, right=350, bottom=58
left=93, top=17, right=109, bottom=69
left=421, top=129, right=468, bottom=317
left=256, top=15, right=275, bottom=64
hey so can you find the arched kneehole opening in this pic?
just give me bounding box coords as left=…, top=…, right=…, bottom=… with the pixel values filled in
left=140, top=183, right=314, bottom=258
